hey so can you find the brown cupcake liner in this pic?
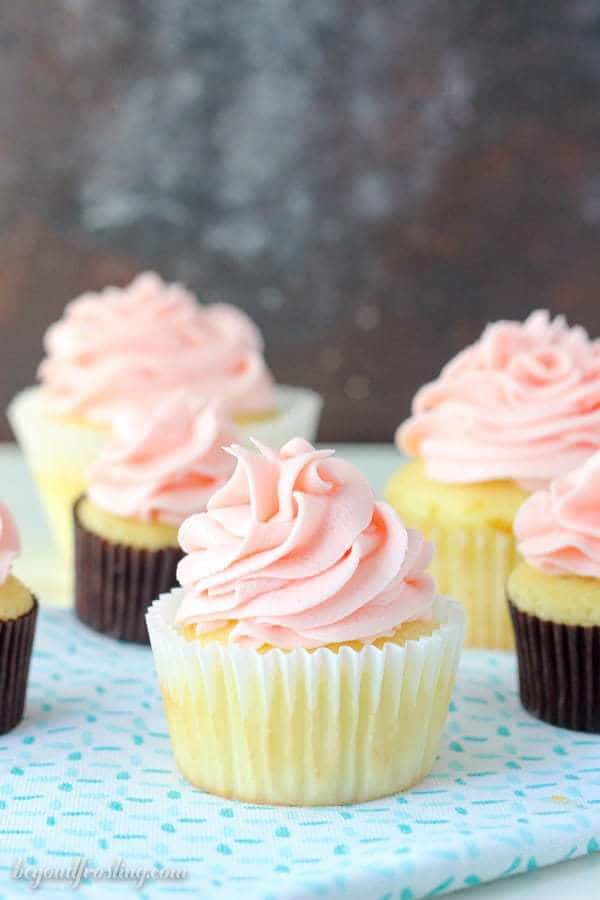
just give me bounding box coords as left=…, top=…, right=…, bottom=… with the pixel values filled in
left=508, top=598, right=600, bottom=733
left=74, top=499, right=183, bottom=645
left=0, top=598, right=38, bottom=734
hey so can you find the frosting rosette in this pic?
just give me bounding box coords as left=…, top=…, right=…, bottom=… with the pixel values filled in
left=514, top=451, right=600, bottom=578
left=0, top=502, right=20, bottom=586
left=87, top=393, right=237, bottom=525
left=175, top=437, right=434, bottom=649
left=398, top=310, right=600, bottom=487
left=39, top=271, right=275, bottom=423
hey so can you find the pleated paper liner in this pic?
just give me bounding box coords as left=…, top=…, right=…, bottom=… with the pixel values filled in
left=74, top=500, right=183, bottom=645
left=416, top=523, right=518, bottom=650
left=0, top=598, right=38, bottom=735
left=147, top=591, right=464, bottom=806
left=8, top=387, right=111, bottom=566
left=509, top=599, right=600, bottom=733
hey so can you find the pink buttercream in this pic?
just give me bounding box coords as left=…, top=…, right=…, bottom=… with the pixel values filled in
left=398, top=311, right=600, bottom=488
left=39, top=271, right=275, bottom=423
left=175, top=438, right=435, bottom=649
left=87, top=394, right=238, bottom=525
left=514, top=451, right=600, bottom=578
left=0, top=502, right=20, bottom=586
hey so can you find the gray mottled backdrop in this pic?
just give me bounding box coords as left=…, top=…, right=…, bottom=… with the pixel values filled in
left=2, top=1, right=600, bottom=441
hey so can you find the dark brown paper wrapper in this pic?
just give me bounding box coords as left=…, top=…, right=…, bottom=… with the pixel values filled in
left=0, top=598, right=38, bottom=734
left=74, top=500, right=183, bottom=645
left=508, top=598, right=600, bottom=733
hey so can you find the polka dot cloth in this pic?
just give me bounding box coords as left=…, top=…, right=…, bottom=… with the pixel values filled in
left=0, top=607, right=599, bottom=899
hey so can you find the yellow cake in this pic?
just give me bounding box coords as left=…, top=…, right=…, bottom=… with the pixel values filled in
left=0, top=575, right=35, bottom=621
left=77, top=497, right=178, bottom=551
left=386, top=459, right=527, bottom=649
left=233, top=408, right=277, bottom=427
left=508, top=562, right=600, bottom=627
left=181, top=616, right=438, bottom=651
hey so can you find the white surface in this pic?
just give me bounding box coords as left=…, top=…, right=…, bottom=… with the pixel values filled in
left=1, top=441, right=599, bottom=899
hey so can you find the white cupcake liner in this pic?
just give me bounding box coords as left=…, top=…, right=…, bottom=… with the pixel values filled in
left=7, top=387, right=110, bottom=564
left=147, top=591, right=464, bottom=806
left=238, top=385, right=323, bottom=447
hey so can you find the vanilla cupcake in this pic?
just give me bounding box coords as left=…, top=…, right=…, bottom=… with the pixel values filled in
left=75, top=394, right=236, bottom=643
left=147, top=438, right=464, bottom=805
left=386, top=311, right=600, bottom=650
left=9, top=272, right=322, bottom=565
left=509, top=452, right=600, bottom=732
left=0, top=502, right=37, bottom=734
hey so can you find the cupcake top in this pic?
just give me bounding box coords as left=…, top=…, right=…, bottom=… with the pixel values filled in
left=39, top=271, right=275, bottom=424
left=87, top=393, right=237, bottom=526
left=398, top=310, right=600, bottom=488
left=175, top=437, right=435, bottom=649
left=0, top=502, right=20, bottom=587
left=514, top=451, right=600, bottom=578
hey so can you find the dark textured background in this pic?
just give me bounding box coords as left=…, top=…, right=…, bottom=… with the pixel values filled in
left=2, top=1, right=600, bottom=441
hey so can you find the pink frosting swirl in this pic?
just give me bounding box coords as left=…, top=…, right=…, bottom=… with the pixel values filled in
left=87, top=394, right=238, bottom=525
left=175, top=438, right=434, bottom=649
left=398, top=311, right=600, bottom=488
left=39, top=271, right=275, bottom=423
left=0, top=502, right=20, bottom=586
left=514, top=451, right=600, bottom=578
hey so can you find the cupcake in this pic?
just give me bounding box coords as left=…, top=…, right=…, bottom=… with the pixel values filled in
left=509, top=451, right=600, bottom=732
left=0, top=502, right=38, bottom=734
left=386, top=311, right=600, bottom=650
left=147, top=438, right=464, bottom=805
left=9, top=271, right=322, bottom=565
left=75, top=393, right=237, bottom=644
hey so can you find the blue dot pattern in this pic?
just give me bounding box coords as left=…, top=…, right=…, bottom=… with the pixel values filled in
left=0, top=607, right=599, bottom=899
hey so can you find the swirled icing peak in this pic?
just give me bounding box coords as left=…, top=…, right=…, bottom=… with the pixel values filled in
left=398, top=311, right=600, bottom=488
left=175, top=438, right=435, bottom=649
left=514, top=450, right=600, bottom=578
left=39, top=271, right=275, bottom=423
left=87, top=393, right=238, bottom=525
left=0, top=502, right=20, bottom=586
